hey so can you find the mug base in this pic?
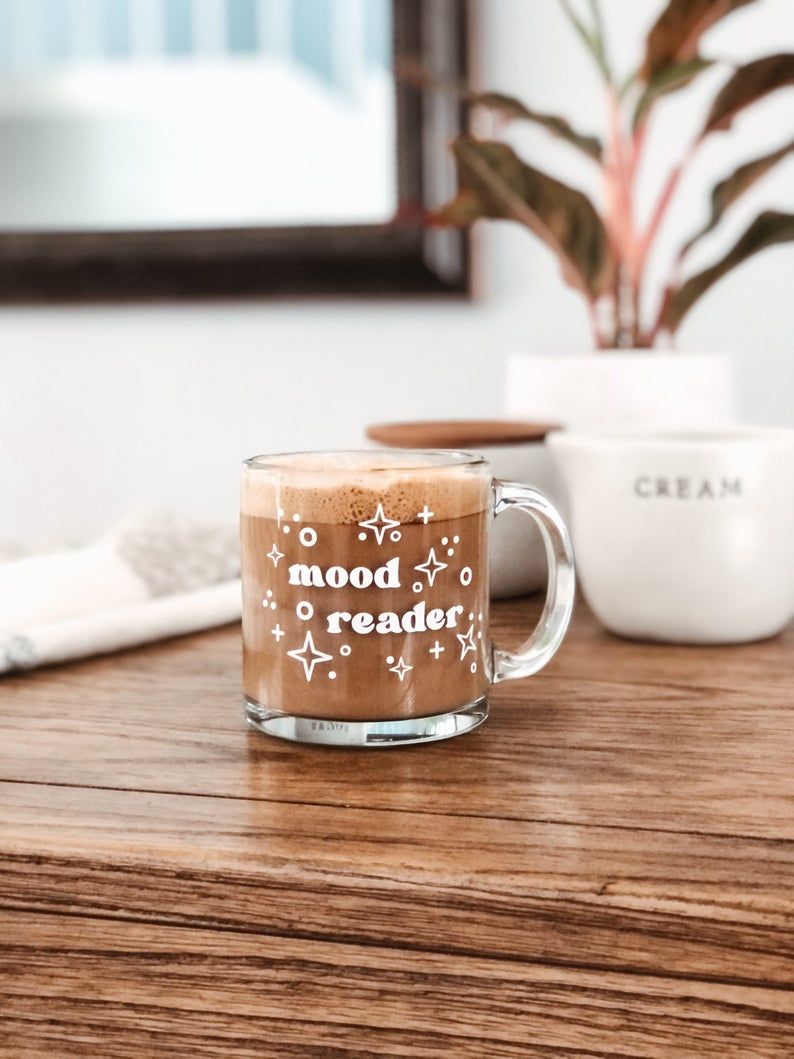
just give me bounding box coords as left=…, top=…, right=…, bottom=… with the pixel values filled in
left=244, top=696, right=488, bottom=747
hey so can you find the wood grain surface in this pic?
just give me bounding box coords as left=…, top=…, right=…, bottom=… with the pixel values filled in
left=1, top=599, right=792, bottom=1056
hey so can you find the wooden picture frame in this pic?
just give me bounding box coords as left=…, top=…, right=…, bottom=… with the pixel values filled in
left=0, top=0, right=469, bottom=302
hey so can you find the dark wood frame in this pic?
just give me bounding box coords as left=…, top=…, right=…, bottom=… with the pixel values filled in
left=0, top=0, right=469, bottom=302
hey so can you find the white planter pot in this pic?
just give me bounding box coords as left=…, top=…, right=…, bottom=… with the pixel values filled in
left=505, top=351, right=736, bottom=429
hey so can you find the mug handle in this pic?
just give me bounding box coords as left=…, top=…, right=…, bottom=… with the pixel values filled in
left=491, top=480, right=576, bottom=683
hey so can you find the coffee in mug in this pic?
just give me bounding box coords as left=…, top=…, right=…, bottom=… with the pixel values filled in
left=241, top=450, right=574, bottom=746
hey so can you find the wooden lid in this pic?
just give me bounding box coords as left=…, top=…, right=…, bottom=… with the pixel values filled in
left=366, top=420, right=559, bottom=449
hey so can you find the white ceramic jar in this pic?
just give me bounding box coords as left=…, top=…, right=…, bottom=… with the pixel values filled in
left=548, top=428, right=794, bottom=644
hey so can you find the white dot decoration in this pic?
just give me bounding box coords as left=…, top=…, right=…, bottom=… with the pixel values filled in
left=296, top=601, right=314, bottom=621
left=299, top=527, right=318, bottom=547
left=277, top=508, right=285, bottom=517
left=270, top=602, right=277, bottom=611
left=468, top=612, right=474, bottom=620
left=282, top=525, right=290, bottom=534
left=470, top=662, right=477, bottom=674
left=340, top=645, right=352, bottom=657
left=358, top=532, right=367, bottom=541
left=441, top=536, right=449, bottom=545
left=292, top=513, right=301, bottom=522
left=477, top=631, right=482, bottom=639
left=386, top=655, right=395, bottom=665
left=478, top=612, right=483, bottom=621
left=328, top=671, right=337, bottom=680
left=266, top=590, right=273, bottom=598
left=447, top=548, right=455, bottom=557
left=390, top=529, right=402, bottom=542
left=460, top=567, right=473, bottom=586
left=453, top=535, right=460, bottom=544
left=412, top=581, right=423, bottom=594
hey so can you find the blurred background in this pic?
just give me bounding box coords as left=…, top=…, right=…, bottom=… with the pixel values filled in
left=1, top=0, right=793, bottom=547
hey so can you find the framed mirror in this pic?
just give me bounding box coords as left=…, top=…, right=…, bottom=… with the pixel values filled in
left=0, top=0, right=468, bottom=300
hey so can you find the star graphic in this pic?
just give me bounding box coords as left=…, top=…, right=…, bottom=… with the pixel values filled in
left=389, top=656, right=413, bottom=682
left=266, top=544, right=284, bottom=567
left=456, top=624, right=477, bottom=661
left=287, top=631, right=333, bottom=682
left=358, top=503, right=401, bottom=545
left=428, top=641, right=444, bottom=659
left=417, top=505, right=434, bottom=524
left=414, top=547, right=448, bottom=587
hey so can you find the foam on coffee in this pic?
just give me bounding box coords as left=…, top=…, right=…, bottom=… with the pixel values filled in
left=241, top=451, right=489, bottom=524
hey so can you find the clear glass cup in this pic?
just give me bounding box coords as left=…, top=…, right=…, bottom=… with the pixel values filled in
left=241, top=450, right=574, bottom=746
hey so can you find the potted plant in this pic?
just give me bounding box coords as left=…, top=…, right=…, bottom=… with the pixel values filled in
left=435, top=0, right=794, bottom=428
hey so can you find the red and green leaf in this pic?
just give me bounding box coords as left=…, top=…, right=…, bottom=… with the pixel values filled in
left=632, top=57, right=714, bottom=128
left=700, top=53, right=794, bottom=137
left=680, top=139, right=794, bottom=258
left=434, top=138, right=615, bottom=301
left=469, top=92, right=602, bottom=160
left=663, top=210, right=794, bottom=332
left=640, top=0, right=759, bottom=81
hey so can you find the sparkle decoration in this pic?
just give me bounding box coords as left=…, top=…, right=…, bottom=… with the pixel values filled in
left=271, top=624, right=285, bottom=642
left=296, top=601, right=314, bottom=621
left=456, top=623, right=477, bottom=661
left=388, top=655, right=413, bottom=682
left=262, top=589, right=277, bottom=611
left=287, top=631, right=333, bottom=682
left=299, top=527, right=318, bottom=547
left=266, top=544, right=284, bottom=567
left=414, top=547, right=447, bottom=587
left=460, top=566, right=473, bottom=586
left=358, top=503, right=401, bottom=546
left=417, top=505, right=434, bottom=524
left=429, top=641, right=444, bottom=659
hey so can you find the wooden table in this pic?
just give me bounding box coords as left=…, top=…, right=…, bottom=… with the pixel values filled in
left=1, top=599, right=793, bottom=1057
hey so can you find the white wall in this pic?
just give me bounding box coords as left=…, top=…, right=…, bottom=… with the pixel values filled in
left=2, top=0, right=793, bottom=545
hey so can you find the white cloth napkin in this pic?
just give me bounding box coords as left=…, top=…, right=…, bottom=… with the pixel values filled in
left=0, top=511, right=241, bottom=674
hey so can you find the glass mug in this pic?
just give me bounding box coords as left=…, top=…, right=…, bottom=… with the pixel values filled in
left=241, top=450, right=575, bottom=747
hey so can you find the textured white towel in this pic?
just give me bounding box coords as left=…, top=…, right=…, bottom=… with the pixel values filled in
left=0, top=511, right=241, bottom=674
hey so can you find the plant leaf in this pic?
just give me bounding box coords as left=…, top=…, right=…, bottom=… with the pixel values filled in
left=559, top=0, right=612, bottom=83
left=664, top=210, right=794, bottom=332
left=394, top=61, right=604, bottom=162
left=435, top=138, right=615, bottom=301
left=633, top=58, right=714, bottom=128
left=700, top=53, right=794, bottom=137
left=469, top=91, right=602, bottom=160
left=641, top=0, right=759, bottom=81
left=680, top=139, right=794, bottom=258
